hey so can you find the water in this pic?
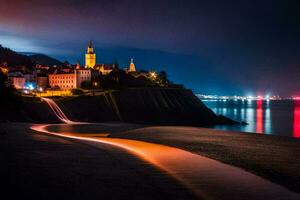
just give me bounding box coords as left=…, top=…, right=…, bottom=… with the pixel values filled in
left=202, top=99, right=300, bottom=138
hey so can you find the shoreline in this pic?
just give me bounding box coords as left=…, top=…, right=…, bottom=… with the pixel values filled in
left=3, top=122, right=300, bottom=195
left=109, top=125, right=300, bottom=194
left=30, top=122, right=300, bottom=199
left=1, top=122, right=196, bottom=200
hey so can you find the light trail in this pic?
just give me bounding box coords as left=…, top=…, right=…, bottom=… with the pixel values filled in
left=30, top=124, right=300, bottom=200
left=31, top=98, right=300, bottom=200
left=41, top=97, right=75, bottom=124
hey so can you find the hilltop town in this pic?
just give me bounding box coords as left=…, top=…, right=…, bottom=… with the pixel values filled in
left=0, top=41, right=176, bottom=97
left=0, top=41, right=235, bottom=126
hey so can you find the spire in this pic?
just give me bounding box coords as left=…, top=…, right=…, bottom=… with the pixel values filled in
left=128, top=58, right=136, bottom=72
left=87, top=40, right=94, bottom=54
left=76, top=61, right=80, bottom=69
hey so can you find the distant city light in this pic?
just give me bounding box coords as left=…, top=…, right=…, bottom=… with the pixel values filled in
left=293, top=96, right=300, bottom=100
left=196, top=94, right=283, bottom=101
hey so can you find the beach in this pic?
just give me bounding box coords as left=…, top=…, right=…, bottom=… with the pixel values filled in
left=1, top=122, right=195, bottom=200
left=2, top=122, right=300, bottom=199
left=112, top=126, right=300, bottom=193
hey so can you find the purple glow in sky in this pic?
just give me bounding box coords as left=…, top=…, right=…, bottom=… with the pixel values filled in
left=1, top=0, right=300, bottom=96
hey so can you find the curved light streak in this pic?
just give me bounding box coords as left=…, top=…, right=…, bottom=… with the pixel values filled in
left=30, top=124, right=300, bottom=200
left=30, top=98, right=300, bottom=200
left=42, top=97, right=75, bottom=124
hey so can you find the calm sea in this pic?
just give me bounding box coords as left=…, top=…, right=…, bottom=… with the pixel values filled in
left=202, top=99, right=300, bottom=138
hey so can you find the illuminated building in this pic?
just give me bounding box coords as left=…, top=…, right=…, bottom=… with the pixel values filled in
left=84, top=41, right=139, bottom=76
left=97, top=64, right=113, bottom=75
left=75, top=69, right=91, bottom=87
left=23, top=73, right=36, bottom=83
left=85, top=41, right=96, bottom=68
left=37, top=76, right=48, bottom=89
left=84, top=41, right=114, bottom=74
left=49, top=73, right=76, bottom=89
left=8, top=71, right=36, bottom=90
left=0, top=66, right=8, bottom=74
left=35, top=64, right=49, bottom=70
left=128, top=58, right=136, bottom=72
left=49, top=68, right=91, bottom=90
left=9, top=76, right=25, bottom=89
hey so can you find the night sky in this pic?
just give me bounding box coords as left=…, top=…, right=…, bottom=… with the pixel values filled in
left=1, top=0, right=300, bottom=96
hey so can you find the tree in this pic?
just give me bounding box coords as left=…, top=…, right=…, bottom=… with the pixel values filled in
left=0, top=72, right=22, bottom=121
left=81, top=80, right=92, bottom=89
left=158, top=70, right=169, bottom=87
left=71, top=88, right=84, bottom=95
left=113, top=59, right=119, bottom=69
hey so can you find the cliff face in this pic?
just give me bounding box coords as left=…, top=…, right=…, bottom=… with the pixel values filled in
left=20, top=97, right=60, bottom=123
left=112, top=88, right=219, bottom=125
left=19, top=88, right=235, bottom=126
left=55, top=94, right=119, bottom=122
left=54, top=88, right=234, bottom=126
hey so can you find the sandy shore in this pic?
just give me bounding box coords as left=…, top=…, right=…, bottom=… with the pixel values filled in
left=3, top=122, right=300, bottom=198
left=110, top=126, right=300, bottom=194
left=31, top=122, right=300, bottom=199
left=1, top=122, right=195, bottom=200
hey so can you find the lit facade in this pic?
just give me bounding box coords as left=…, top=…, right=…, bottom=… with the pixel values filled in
left=85, top=41, right=96, bottom=68
left=84, top=41, right=115, bottom=75
left=49, top=73, right=76, bottom=90
left=128, top=58, right=136, bottom=72
left=76, top=69, right=92, bottom=87
left=37, top=76, right=48, bottom=89
left=98, top=64, right=113, bottom=75
left=49, top=69, right=91, bottom=90
left=23, top=73, right=36, bottom=83
left=9, top=76, right=25, bottom=89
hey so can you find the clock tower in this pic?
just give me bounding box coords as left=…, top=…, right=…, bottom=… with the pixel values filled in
left=85, top=41, right=96, bottom=68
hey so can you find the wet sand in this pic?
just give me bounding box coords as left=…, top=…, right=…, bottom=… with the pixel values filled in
left=32, top=123, right=300, bottom=199
left=3, top=122, right=300, bottom=199
left=111, top=126, right=300, bottom=194
left=1, top=122, right=195, bottom=200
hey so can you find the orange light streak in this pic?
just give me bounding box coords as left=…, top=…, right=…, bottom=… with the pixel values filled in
left=30, top=124, right=300, bottom=200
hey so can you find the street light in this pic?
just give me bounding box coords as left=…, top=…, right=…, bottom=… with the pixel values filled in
left=149, top=72, right=157, bottom=79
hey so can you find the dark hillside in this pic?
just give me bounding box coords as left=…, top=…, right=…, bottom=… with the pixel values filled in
left=0, top=45, right=32, bottom=67
left=28, top=54, right=62, bottom=66
left=13, top=88, right=235, bottom=126
left=55, top=88, right=235, bottom=126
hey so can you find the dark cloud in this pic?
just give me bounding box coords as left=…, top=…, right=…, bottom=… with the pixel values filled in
left=1, top=0, right=300, bottom=96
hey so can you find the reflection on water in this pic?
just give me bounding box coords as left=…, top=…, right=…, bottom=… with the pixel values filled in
left=203, top=99, right=300, bottom=138
left=294, top=101, right=300, bottom=138
left=256, top=100, right=263, bottom=134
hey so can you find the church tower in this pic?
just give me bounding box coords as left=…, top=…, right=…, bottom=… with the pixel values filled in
left=85, top=41, right=96, bottom=68
left=128, top=58, right=136, bottom=72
